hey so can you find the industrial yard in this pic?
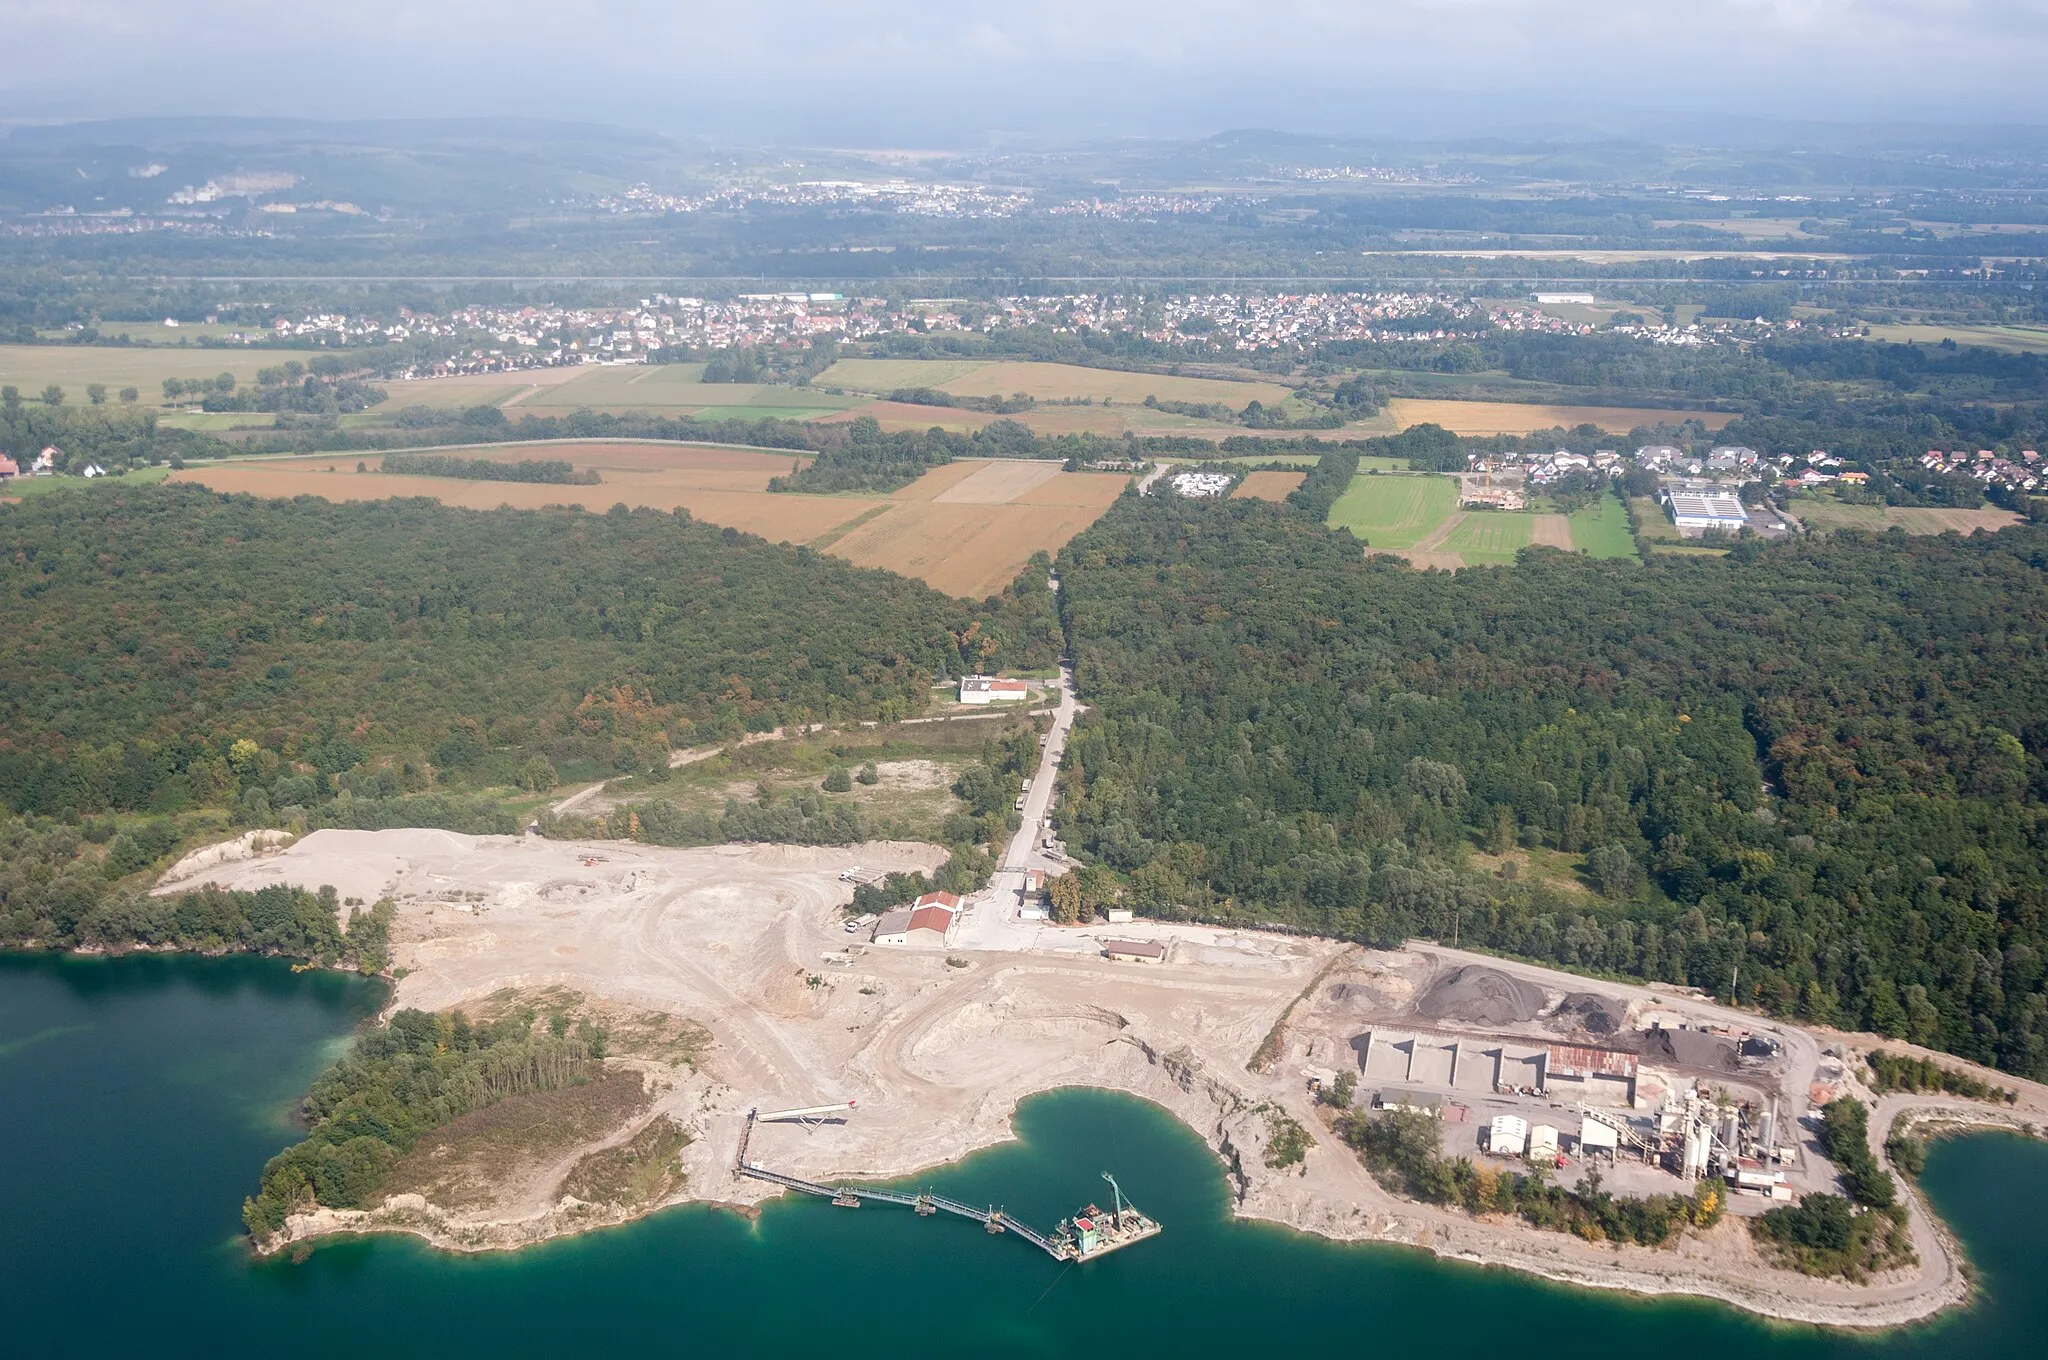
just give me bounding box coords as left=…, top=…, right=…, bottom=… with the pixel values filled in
left=157, top=825, right=2045, bottom=1327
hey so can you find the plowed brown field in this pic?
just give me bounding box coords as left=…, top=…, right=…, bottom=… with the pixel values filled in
left=1233, top=470, right=1307, bottom=500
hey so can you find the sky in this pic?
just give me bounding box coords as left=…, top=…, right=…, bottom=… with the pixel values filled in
left=3, top=0, right=2045, bottom=139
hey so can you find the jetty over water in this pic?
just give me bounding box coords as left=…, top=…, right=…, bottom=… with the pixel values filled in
left=735, top=1109, right=1158, bottom=1262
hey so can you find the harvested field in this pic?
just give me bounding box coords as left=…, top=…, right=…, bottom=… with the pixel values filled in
left=938, top=360, right=1297, bottom=408
left=824, top=400, right=994, bottom=434
left=1383, top=397, right=1733, bottom=436
left=1326, top=473, right=1457, bottom=548
left=885, top=459, right=986, bottom=500
left=430, top=441, right=807, bottom=478
left=834, top=397, right=1252, bottom=440
left=1527, top=513, right=1573, bottom=549
left=386, top=365, right=592, bottom=409
left=172, top=445, right=1120, bottom=599
left=1233, top=470, right=1307, bottom=500
left=0, top=343, right=278, bottom=396
left=1794, top=500, right=2021, bottom=535
left=828, top=500, right=1112, bottom=598
left=170, top=461, right=884, bottom=543
left=931, top=460, right=1064, bottom=504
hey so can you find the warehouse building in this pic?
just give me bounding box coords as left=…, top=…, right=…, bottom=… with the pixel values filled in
left=1664, top=488, right=1750, bottom=532
left=1544, top=1044, right=1639, bottom=1107
left=960, top=675, right=1031, bottom=704
left=872, top=892, right=961, bottom=946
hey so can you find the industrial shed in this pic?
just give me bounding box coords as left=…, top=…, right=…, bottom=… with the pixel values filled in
left=1544, top=1044, right=1639, bottom=1106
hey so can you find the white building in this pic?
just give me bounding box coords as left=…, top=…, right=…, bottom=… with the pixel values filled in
left=1488, top=1114, right=1529, bottom=1155
left=1529, top=1124, right=1560, bottom=1163
left=1665, top=489, right=1750, bottom=532
left=959, top=675, right=1031, bottom=704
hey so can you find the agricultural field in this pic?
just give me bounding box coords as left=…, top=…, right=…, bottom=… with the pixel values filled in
left=1629, top=496, right=1684, bottom=542
left=938, top=360, right=1299, bottom=408
left=1380, top=397, right=1733, bottom=436
left=0, top=465, right=170, bottom=501
left=0, top=343, right=275, bottom=397
left=1567, top=494, right=1640, bottom=558
left=1860, top=323, right=2048, bottom=355
left=507, top=366, right=860, bottom=422
left=824, top=462, right=1126, bottom=598
left=814, top=358, right=990, bottom=390
left=1232, top=470, right=1306, bottom=501
left=167, top=444, right=1124, bottom=600
left=1792, top=498, right=2022, bottom=535
left=1438, top=511, right=1536, bottom=564
left=1325, top=472, right=1457, bottom=548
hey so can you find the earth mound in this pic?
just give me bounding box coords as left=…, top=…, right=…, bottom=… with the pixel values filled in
left=1415, top=964, right=1545, bottom=1027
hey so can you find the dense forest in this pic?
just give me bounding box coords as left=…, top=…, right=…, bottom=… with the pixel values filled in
left=1054, top=493, right=2048, bottom=1076
left=0, top=487, right=1053, bottom=827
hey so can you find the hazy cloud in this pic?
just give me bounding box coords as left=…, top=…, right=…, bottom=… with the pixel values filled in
left=3, top=1, right=2044, bottom=135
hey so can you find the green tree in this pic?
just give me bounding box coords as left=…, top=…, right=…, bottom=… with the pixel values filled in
left=857, top=761, right=881, bottom=786
left=823, top=766, right=853, bottom=793
left=40, top=384, right=63, bottom=406
left=86, top=383, right=107, bottom=406
left=1329, top=1069, right=1357, bottom=1109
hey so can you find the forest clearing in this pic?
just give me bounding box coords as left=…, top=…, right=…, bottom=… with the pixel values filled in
left=1233, top=470, right=1308, bottom=500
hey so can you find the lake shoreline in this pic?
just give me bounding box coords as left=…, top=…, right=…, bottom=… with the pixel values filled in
left=255, top=1056, right=2038, bottom=1332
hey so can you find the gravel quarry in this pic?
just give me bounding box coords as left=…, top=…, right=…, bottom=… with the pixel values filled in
left=158, top=828, right=2048, bottom=1328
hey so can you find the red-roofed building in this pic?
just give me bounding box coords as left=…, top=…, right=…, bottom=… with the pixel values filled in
left=872, top=891, right=960, bottom=945
left=0, top=454, right=18, bottom=479
left=960, top=675, right=1031, bottom=705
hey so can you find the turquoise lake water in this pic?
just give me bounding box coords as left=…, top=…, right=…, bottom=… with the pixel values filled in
left=4, top=950, right=2046, bottom=1358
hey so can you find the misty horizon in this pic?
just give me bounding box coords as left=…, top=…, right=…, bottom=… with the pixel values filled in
left=4, top=1, right=2047, bottom=142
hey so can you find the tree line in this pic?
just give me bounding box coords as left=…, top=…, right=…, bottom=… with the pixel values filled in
left=381, top=452, right=600, bottom=484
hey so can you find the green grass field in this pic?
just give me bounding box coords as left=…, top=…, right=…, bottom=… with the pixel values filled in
left=2, top=466, right=171, bottom=498
left=1628, top=496, right=1683, bottom=542
left=1863, top=323, right=2048, bottom=355
left=1439, top=512, right=1534, bottom=564
left=0, top=344, right=277, bottom=397
left=814, top=358, right=992, bottom=391
left=1325, top=473, right=1456, bottom=548
left=686, top=405, right=852, bottom=422
left=1568, top=494, right=1638, bottom=559
left=157, top=411, right=280, bottom=431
